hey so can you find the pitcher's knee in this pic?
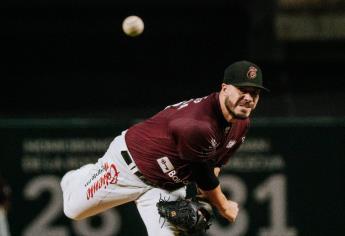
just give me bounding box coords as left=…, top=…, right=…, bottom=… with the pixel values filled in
left=64, top=210, right=84, bottom=221
left=62, top=195, right=85, bottom=220
left=61, top=182, right=84, bottom=220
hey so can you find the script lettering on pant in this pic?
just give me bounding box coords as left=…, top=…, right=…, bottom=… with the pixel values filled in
left=86, top=162, right=120, bottom=200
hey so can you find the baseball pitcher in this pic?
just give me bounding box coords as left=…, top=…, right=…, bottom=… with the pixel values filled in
left=61, top=60, right=268, bottom=235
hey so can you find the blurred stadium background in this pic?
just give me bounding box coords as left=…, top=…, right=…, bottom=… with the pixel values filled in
left=0, top=0, right=344, bottom=235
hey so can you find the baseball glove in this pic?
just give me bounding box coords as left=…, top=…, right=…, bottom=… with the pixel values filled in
left=156, top=197, right=214, bottom=235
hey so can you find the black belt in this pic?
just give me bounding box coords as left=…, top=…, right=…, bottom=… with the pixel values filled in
left=120, top=150, right=158, bottom=187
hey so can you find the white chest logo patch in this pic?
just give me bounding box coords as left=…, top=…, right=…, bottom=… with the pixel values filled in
left=157, top=156, right=175, bottom=173
left=226, top=140, right=236, bottom=149
left=210, top=138, right=219, bottom=149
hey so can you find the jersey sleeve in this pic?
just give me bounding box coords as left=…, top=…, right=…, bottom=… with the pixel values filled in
left=169, top=118, right=216, bottom=162
left=191, top=162, right=220, bottom=191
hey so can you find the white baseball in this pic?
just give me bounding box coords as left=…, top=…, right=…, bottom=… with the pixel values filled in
left=122, top=15, right=144, bottom=37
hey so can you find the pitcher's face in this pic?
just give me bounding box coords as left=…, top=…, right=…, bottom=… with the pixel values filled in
left=223, top=84, right=260, bottom=119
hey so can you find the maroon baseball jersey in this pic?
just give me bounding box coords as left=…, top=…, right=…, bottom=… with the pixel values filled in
left=125, top=92, right=249, bottom=189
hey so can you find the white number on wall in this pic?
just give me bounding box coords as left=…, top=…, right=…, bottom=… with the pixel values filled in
left=211, top=175, right=249, bottom=236
left=72, top=210, right=121, bottom=236
left=254, top=174, right=297, bottom=236
left=23, top=176, right=67, bottom=236
left=209, top=174, right=297, bottom=236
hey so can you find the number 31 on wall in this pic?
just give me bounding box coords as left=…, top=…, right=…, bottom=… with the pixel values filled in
left=211, top=174, right=298, bottom=236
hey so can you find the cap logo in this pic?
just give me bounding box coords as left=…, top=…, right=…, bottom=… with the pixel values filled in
left=246, top=66, right=257, bottom=80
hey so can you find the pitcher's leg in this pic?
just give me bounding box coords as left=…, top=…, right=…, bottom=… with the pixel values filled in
left=135, top=187, right=186, bottom=236
left=61, top=162, right=126, bottom=220
left=61, top=136, right=150, bottom=220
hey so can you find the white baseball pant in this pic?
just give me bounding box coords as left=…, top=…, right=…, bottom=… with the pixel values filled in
left=60, top=131, right=186, bottom=236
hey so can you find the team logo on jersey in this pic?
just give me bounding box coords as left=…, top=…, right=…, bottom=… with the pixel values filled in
left=157, top=156, right=175, bottom=173
left=210, top=138, right=219, bottom=149
left=226, top=140, right=236, bottom=149
left=157, top=157, right=188, bottom=185
left=241, top=136, right=246, bottom=143
left=247, top=66, right=258, bottom=80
